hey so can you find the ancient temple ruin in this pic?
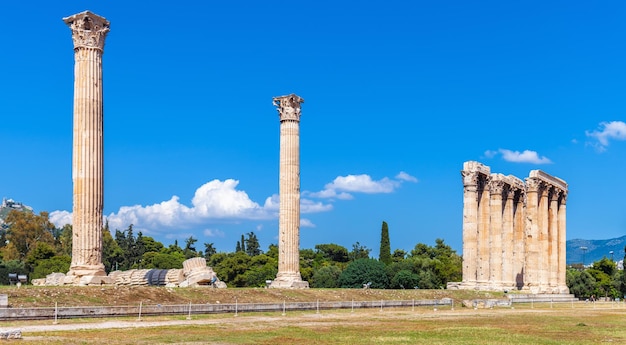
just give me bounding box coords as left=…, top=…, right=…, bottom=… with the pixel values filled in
left=447, top=161, right=569, bottom=294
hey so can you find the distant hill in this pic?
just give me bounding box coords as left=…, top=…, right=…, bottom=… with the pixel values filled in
left=566, top=236, right=626, bottom=265
left=0, top=198, right=33, bottom=229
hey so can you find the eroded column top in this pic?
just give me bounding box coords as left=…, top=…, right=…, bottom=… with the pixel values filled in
left=273, top=94, right=304, bottom=122
left=63, top=11, right=110, bottom=51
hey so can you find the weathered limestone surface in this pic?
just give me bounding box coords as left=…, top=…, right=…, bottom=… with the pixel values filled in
left=269, top=94, right=309, bottom=289
left=448, top=161, right=568, bottom=294
left=62, top=11, right=111, bottom=284
left=33, top=258, right=225, bottom=288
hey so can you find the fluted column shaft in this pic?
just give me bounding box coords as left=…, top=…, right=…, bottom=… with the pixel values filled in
left=557, top=193, right=568, bottom=292
left=502, top=188, right=515, bottom=287
left=64, top=11, right=109, bottom=278
left=278, top=119, right=301, bottom=276
left=549, top=189, right=559, bottom=288
left=525, top=179, right=540, bottom=289
left=461, top=172, right=478, bottom=283
left=488, top=180, right=504, bottom=285
left=539, top=185, right=549, bottom=289
left=270, top=94, right=308, bottom=288
left=477, top=176, right=491, bottom=283
left=512, top=191, right=525, bottom=288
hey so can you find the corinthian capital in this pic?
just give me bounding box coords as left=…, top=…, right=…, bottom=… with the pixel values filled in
left=525, top=177, right=542, bottom=192
left=273, top=94, right=304, bottom=122
left=63, top=11, right=110, bottom=51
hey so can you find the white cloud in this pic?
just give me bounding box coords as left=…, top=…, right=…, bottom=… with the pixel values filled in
left=483, top=150, right=498, bottom=158
left=203, top=228, right=225, bottom=238
left=50, top=178, right=334, bottom=236
left=306, top=172, right=416, bottom=200
left=586, top=121, right=626, bottom=152
left=300, top=218, right=315, bottom=228
left=301, top=198, right=334, bottom=213
left=395, top=171, right=418, bottom=183
left=49, top=210, right=72, bottom=227
left=191, top=179, right=267, bottom=219
left=487, top=149, right=552, bottom=164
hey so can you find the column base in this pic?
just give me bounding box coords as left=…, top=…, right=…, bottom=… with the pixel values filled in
left=65, top=263, right=114, bottom=286
left=269, top=273, right=309, bottom=289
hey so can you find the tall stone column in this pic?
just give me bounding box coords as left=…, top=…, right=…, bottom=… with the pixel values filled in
left=488, top=177, right=504, bottom=287
left=557, top=191, right=569, bottom=293
left=548, top=188, right=559, bottom=290
left=501, top=183, right=515, bottom=288
left=538, top=184, right=549, bottom=291
left=270, top=94, right=309, bottom=289
left=477, top=174, right=491, bottom=284
left=63, top=11, right=111, bottom=284
left=512, top=189, right=526, bottom=289
left=461, top=169, right=479, bottom=284
left=525, top=178, right=540, bottom=291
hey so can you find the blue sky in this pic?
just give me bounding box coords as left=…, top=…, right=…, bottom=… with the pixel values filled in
left=1, top=1, right=625, bottom=258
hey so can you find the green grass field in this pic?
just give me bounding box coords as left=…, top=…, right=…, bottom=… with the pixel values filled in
left=12, top=302, right=626, bottom=344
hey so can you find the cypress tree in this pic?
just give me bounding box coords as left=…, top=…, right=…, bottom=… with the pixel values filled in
left=240, top=234, right=246, bottom=253
left=379, top=221, right=391, bottom=265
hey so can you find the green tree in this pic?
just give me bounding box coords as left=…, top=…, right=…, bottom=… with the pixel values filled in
left=204, top=243, right=216, bottom=260
left=24, top=242, right=56, bottom=271
left=212, top=251, right=251, bottom=287
left=141, top=236, right=164, bottom=253
left=390, top=269, right=420, bottom=289
left=379, top=221, right=391, bottom=265
left=266, top=244, right=278, bottom=259
left=391, top=249, right=407, bottom=263
left=31, top=255, right=71, bottom=280
left=242, top=254, right=277, bottom=287
left=407, top=239, right=462, bottom=287
left=621, top=245, right=626, bottom=297
left=57, top=224, right=73, bottom=256
left=348, top=242, right=371, bottom=261
left=141, top=251, right=185, bottom=269
left=240, top=234, right=246, bottom=254
left=1, top=210, right=56, bottom=261
left=245, top=232, right=261, bottom=256
left=103, top=226, right=123, bottom=272
left=338, top=258, right=389, bottom=288
left=567, top=268, right=596, bottom=299
left=315, top=243, right=349, bottom=263
left=311, top=265, right=342, bottom=288
left=184, top=236, right=199, bottom=259
left=592, top=257, right=616, bottom=276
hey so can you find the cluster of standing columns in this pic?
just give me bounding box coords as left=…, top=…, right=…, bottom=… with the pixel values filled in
left=448, top=161, right=569, bottom=294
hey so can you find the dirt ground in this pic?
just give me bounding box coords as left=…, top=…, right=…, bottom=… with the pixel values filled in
left=0, top=286, right=499, bottom=308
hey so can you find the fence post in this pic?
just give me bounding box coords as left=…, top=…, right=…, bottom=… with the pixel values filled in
left=138, top=302, right=142, bottom=321
left=53, top=302, right=58, bottom=325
